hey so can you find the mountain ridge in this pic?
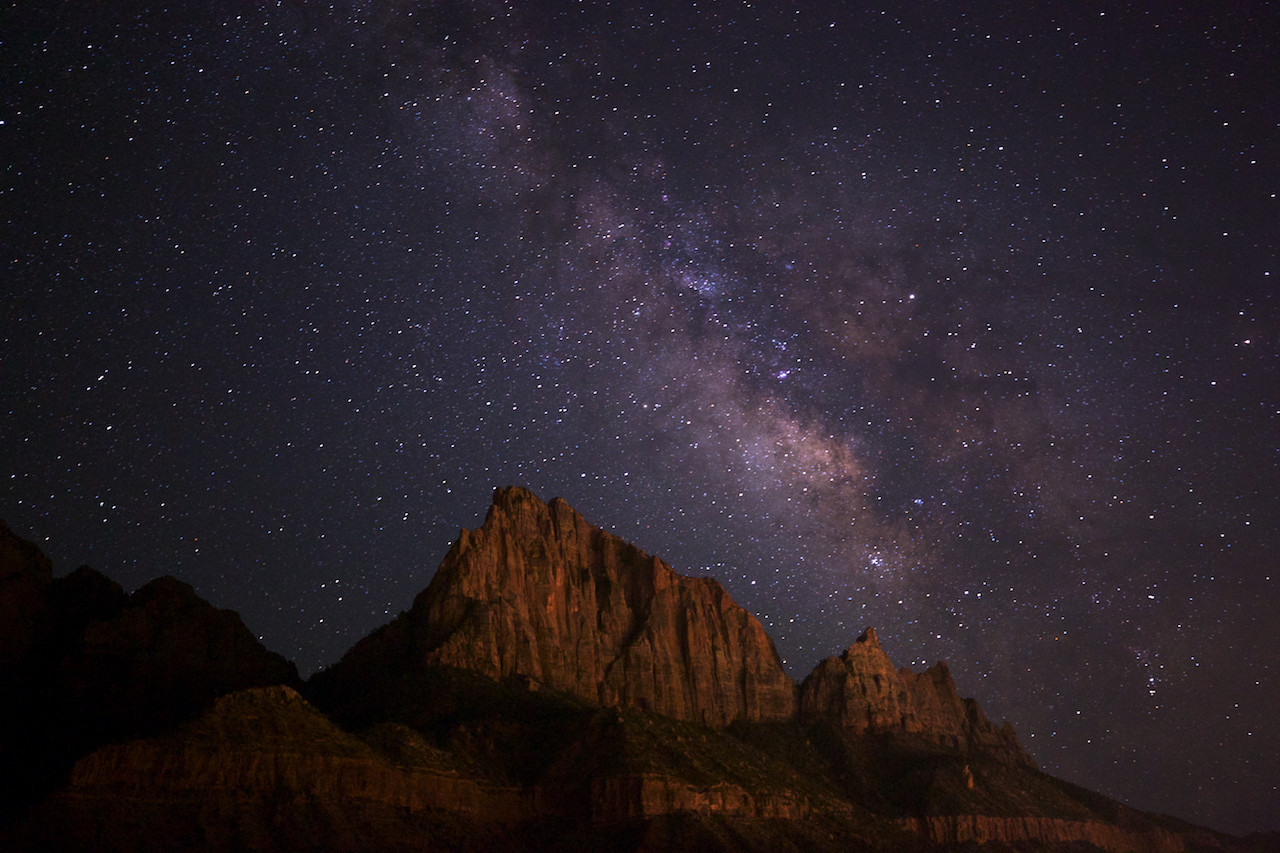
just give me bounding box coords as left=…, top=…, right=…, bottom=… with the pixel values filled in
left=313, top=486, right=798, bottom=726
left=1, top=489, right=1273, bottom=852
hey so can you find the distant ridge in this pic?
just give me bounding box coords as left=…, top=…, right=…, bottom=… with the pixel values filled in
left=1, top=492, right=1269, bottom=852
left=0, top=519, right=299, bottom=823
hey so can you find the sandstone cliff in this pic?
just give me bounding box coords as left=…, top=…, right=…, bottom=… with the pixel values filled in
left=799, top=627, right=1030, bottom=765
left=6, top=680, right=1207, bottom=853
left=318, top=486, right=796, bottom=726
left=4, top=501, right=1267, bottom=853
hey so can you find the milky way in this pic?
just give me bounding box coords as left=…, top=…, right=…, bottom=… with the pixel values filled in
left=4, top=1, right=1277, bottom=834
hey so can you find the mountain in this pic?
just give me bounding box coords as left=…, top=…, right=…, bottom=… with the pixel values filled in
left=0, top=492, right=1272, bottom=852
left=0, top=519, right=299, bottom=822
left=799, top=627, right=1029, bottom=765
left=310, top=486, right=796, bottom=726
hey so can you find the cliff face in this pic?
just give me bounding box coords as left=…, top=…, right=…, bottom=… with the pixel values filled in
left=799, top=627, right=1030, bottom=765
left=7, top=682, right=1204, bottom=853
left=323, top=486, right=796, bottom=726
left=3, top=498, right=1261, bottom=853
left=321, top=489, right=1027, bottom=747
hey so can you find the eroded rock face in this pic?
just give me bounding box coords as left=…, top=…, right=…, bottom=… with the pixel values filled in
left=8, top=686, right=840, bottom=852
left=798, top=628, right=1030, bottom=764
left=589, top=774, right=812, bottom=822
left=326, top=487, right=797, bottom=726
left=3, top=686, right=536, bottom=853
left=2, top=504, right=1250, bottom=853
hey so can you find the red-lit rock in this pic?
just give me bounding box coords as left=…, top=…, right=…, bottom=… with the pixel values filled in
left=799, top=627, right=1030, bottom=764
left=326, top=486, right=797, bottom=725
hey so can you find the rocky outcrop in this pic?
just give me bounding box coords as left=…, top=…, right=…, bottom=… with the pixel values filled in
left=8, top=685, right=837, bottom=852
left=2, top=686, right=535, bottom=852
left=5, top=499, right=1262, bottom=853
left=63, top=685, right=820, bottom=825
left=7, top=680, right=1209, bottom=853
left=321, top=486, right=796, bottom=726
left=905, top=815, right=1184, bottom=853
left=798, top=628, right=1030, bottom=764
left=316, top=489, right=1024, bottom=750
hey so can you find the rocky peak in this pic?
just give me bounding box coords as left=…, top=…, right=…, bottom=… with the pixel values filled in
left=322, top=486, right=797, bottom=726
left=799, top=627, right=1031, bottom=765
left=50, top=566, right=126, bottom=629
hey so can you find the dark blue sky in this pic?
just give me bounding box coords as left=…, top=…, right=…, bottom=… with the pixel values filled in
left=4, top=1, right=1277, bottom=834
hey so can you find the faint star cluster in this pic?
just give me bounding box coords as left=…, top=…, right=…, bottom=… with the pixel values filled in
left=3, top=0, right=1277, bottom=837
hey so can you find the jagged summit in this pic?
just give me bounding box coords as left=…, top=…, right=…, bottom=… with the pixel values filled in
left=1, top=501, right=1259, bottom=853
left=318, top=485, right=798, bottom=725
left=800, top=633, right=1030, bottom=765
left=314, top=486, right=1029, bottom=765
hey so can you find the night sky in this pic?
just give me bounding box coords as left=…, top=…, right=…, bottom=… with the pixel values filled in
left=4, top=1, right=1277, bottom=835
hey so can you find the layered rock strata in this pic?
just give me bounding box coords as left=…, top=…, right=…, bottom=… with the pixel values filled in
left=38, top=686, right=828, bottom=838
left=799, top=627, right=1029, bottom=764
left=5, top=494, right=1227, bottom=853
left=589, top=774, right=813, bottom=822
left=323, top=486, right=797, bottom=726
left=905, top=815, right=1184, bottom=853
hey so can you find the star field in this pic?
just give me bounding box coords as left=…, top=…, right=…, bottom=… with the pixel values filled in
left=4, top=1, right=1277, bottom=835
